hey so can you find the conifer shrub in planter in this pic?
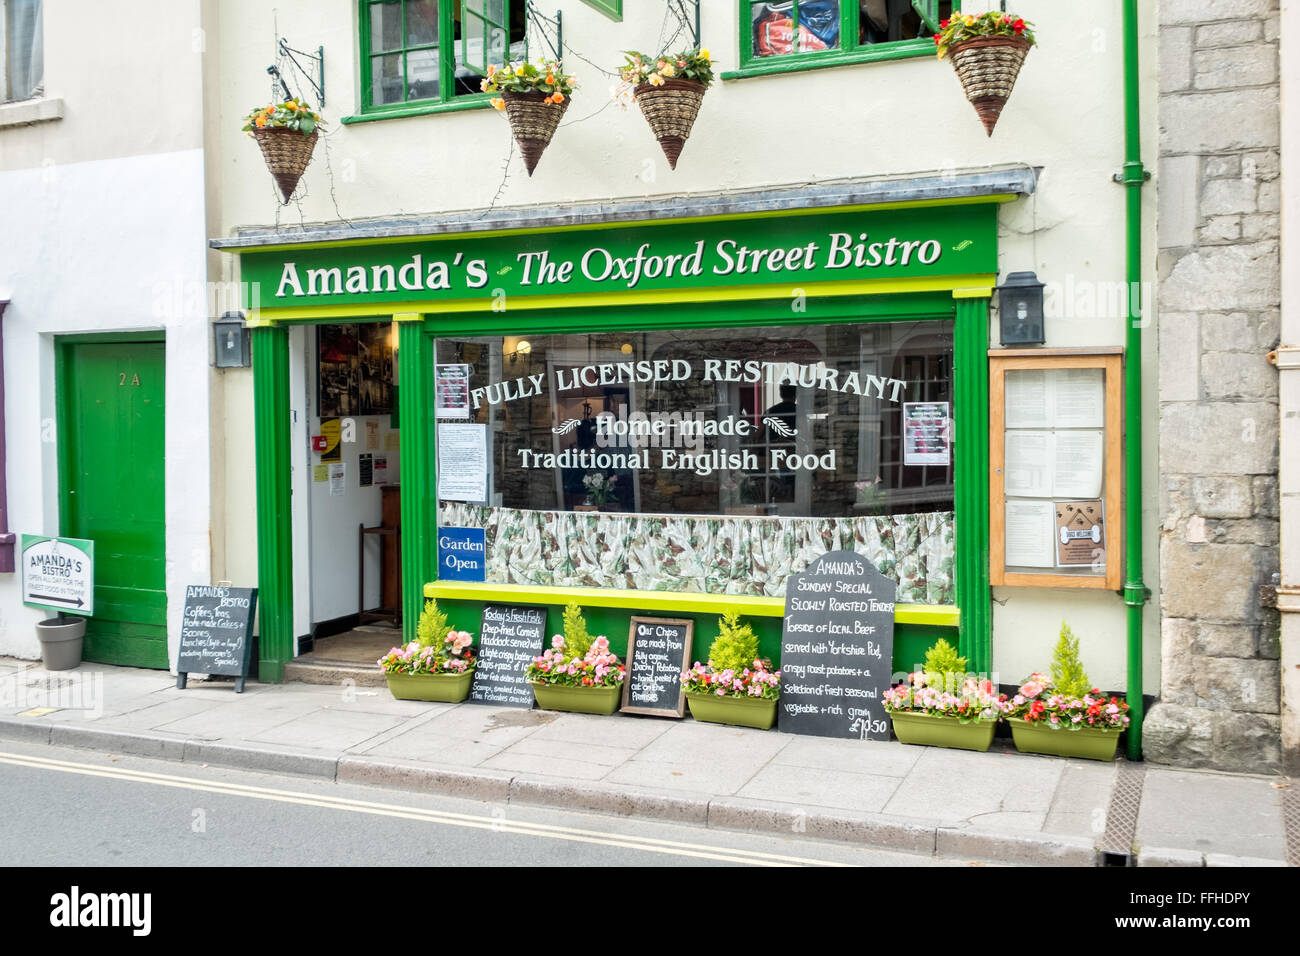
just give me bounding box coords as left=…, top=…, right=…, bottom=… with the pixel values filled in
left=526, top=602, right=625, bottom=715
left=680, top=611, right=780, bottom=730
left=378, top=600, right=476, bottom=702
left=883, top=638, right=1007, bottom=751
left=1005, top=624, right=1130, bottom=761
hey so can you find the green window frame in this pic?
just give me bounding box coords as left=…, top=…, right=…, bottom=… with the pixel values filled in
left=346, top=0, right=525, bottom=124
left=578, top=0, right=622, bottom=21
left=725, top=0, right=955, bottom=81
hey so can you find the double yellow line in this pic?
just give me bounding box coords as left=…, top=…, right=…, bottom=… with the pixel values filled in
left=0, top=750, right=850, bottom=867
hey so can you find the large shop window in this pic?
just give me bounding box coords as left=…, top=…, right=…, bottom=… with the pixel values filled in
left=435, top=322, right=956, bottom=604
left=733, top=0, right=950, bottom=76
left=359, top=0, right=525, bottom=113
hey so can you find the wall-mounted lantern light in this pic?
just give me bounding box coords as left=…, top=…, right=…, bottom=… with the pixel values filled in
left=213, top=311, right=252, bottom=368
left=996, top=271, right=1046, bottom=346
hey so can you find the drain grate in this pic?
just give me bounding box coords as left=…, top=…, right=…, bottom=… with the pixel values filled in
left=1098, top=760, right=1146, bottom=865
left=1284, top=781, right=1300, bottom=868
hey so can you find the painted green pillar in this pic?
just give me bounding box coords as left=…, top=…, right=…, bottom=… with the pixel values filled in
left=252, top=324, right=293, bottom=682
left=953, top=293, right=992, bottom=675
left=397, top=318, right=436, bottom=641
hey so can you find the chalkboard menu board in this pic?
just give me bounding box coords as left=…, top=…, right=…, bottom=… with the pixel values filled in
left=779, top=551, right=895, bottom=740
left=621, top=616, right=693, bottom=717
left=469, top=604, right=547, bottom=707
left=176, top=585, right=258, bottom=693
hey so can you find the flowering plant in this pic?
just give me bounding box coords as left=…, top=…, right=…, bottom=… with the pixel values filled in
left=582, top=472, right=617, bottom=505
left=882, top=672, right=1008, bottom=725
left=379, top=599, right=475, bottom=675
left=481, top=58, right=577, bottom=110
left=681, top=658, right=781, bottom=700
left=680, top=611, right=780, bottom=699
left=853, top=476, right=886, bottom=509
left=934, top=11, right=1035, bottom=59
left=617, top=48, right=715, bottom=90
left=241, top=97, right=323, bottom=135
left=1006, top=674, right=1131, bottom=732
left=527, top=634, right=626, bottom=688
left=378, top=632, right=475, bottom=676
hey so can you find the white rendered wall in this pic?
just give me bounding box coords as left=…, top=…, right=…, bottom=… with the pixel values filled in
left=0, top=149, right=212, bottom=666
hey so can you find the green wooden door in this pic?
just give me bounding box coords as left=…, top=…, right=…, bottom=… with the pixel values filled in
left=59, top=340, right=168, bottom=668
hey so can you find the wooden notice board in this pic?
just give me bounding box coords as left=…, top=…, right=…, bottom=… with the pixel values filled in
left=989, top=349, right=1123, bottom=590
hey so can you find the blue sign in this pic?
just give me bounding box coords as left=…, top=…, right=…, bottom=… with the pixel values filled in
left=438, top=527, right=486, bottom=581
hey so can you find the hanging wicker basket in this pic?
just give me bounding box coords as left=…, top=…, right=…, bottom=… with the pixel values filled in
left=501, top=90, right=570, bottom=176
left=946, top=36, right=1032, bottom=137
left=252, top=127, right=319, bottom=203
left=633, top=78, right=706, bottom=169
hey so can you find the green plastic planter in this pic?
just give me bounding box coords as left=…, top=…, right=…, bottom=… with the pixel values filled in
left=888, top=710, right=996, bottom=752
left=530, top=681, right=622, bottom=715
left=685, top=691, right=778, bottom=730
left=384, top=670, right=474, bottom=703
left=1008, top=718, right=1121, bottom=761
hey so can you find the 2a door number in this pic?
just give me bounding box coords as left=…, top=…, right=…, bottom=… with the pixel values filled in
left=119, top=372, right=141, bottom=386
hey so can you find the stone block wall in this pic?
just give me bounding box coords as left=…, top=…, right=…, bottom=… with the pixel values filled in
left=1149, top=0, right=1282, bottom=771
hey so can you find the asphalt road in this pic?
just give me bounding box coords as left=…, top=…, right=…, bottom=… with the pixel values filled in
left=0, top=739, right=979, bottom=867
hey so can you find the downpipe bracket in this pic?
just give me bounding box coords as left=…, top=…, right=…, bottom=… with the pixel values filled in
left=1113, top=162, right=1151, bottom=186
left=1123, top=583, right=1151, bottom=607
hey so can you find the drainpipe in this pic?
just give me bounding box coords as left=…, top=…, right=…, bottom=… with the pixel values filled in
left=1277, top=0, right=1299, bottom=776
left=0, top=300, right=13, bottom=573
left=1119, top=0, right=1150, bottom=760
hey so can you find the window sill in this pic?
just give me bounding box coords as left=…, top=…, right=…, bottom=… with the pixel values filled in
left=341, top=97, right=493, bottom=125
left=425, top=580, right=961, bottom=628
left=0, top=96, right=64, bottom=130
left=721, top=38, right=935, bottom=81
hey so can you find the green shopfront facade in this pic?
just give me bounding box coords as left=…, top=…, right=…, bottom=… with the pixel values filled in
left=220, top=178, right=1024, bottom=685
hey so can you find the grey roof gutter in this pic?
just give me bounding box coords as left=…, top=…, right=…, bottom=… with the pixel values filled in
left=209, top=164, right=1039, bottom=252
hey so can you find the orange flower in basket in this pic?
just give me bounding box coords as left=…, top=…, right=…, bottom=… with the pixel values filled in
left=550, top=92, right=565, bottom=104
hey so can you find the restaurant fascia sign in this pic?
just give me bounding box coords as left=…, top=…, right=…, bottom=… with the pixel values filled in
left=239, top=204, right=998, bottom=309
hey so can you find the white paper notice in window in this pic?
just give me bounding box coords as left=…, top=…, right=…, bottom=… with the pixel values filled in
left=437, top=423, right=488, bottom=502
left=1053, top=430, right=1104, bottom=499
left=1005, top=369, right=1050, bottom=429
left=1052, top=368, right=1105, bottom=428
left=1005, top=499, right=1057, bottom=568
left=1004, top=430, right=1053, bottom=498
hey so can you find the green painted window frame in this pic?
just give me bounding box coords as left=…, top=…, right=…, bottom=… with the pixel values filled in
left=345, top=0, right=520, bottom=124
left=724, top=0, right=956, bottom=81
left=578, top=0, right=622, bottom=21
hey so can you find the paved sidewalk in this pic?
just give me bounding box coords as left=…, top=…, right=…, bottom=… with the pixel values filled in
left=0, top=658, right=1291, bottom=866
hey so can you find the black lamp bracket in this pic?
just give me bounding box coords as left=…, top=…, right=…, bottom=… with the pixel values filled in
left=268, top=38, right=324, bottom=107
left=525, top=3, right=564, bottom=61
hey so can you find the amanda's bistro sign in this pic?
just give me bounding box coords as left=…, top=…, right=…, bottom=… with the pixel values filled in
left=236, top=204, right=998, bottom=310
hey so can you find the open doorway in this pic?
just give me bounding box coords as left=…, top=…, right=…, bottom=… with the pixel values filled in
left=287, top=320, right=402, bottom=675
